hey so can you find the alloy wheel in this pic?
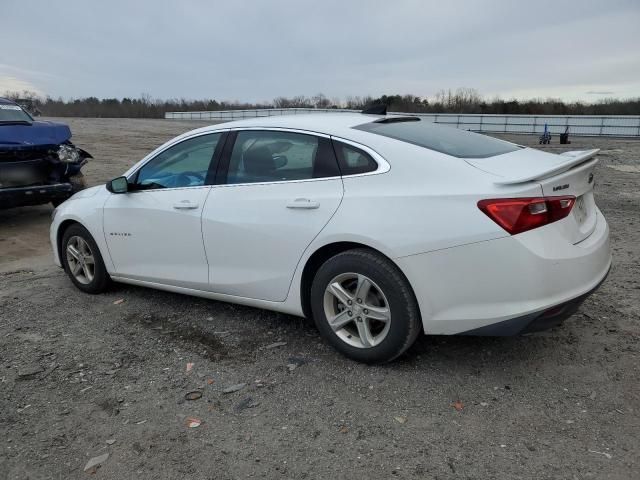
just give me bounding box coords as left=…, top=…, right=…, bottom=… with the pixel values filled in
left=66, top=236, right=95, bottom=285
left=323, top=272, right=391, bottom=348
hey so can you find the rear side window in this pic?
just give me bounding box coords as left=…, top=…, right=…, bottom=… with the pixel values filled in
left=332, top=141, right=378, bottom=175
left=353, top=120, right=521, bottom=158
left=225, top=130, right=340, bottom=184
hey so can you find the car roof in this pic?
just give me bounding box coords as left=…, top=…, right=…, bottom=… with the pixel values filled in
left=0, top=97, right=18, bottom=105
left=180, top=113, right=449, bottom=158
left=210, top=113, right=379, bottom=137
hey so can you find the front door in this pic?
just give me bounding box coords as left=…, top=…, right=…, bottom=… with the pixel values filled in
left=103, top=132, right=224, bottom=289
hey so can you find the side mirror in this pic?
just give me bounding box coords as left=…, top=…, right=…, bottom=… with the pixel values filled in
left=106, top=176, right=129, bottom=194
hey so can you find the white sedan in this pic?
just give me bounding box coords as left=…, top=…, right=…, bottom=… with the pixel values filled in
left=50, top=112, right=611, bottom=363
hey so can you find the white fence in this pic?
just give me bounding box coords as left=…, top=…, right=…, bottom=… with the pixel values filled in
left=165, top=108, right=640, bottom=137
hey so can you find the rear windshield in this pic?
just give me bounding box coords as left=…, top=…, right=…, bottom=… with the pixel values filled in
left=353, top=120, right=521, bottom=158
left=0, top=104, right=33, bottom=123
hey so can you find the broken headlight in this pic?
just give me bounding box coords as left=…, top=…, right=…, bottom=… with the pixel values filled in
left=57, top=144, right=81, bottom=163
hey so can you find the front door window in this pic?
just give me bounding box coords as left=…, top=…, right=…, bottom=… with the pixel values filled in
left=134, top=133, right=222, bottom=189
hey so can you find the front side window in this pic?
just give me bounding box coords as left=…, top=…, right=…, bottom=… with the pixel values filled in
left=134, top=133, right=221, bottom=189
left=225, top=130, right=339, bottom=184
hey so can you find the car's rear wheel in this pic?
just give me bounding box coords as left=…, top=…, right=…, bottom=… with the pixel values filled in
left=61, top=224, right=111, bottom=293
left=310, top=249, right=421, bottom=363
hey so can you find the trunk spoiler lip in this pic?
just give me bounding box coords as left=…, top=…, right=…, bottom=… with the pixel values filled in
left=492, top=149, right=600, bottom=185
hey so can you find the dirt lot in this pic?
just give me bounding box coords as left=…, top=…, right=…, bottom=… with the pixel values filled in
left=1, top=118, right=638, bottom=479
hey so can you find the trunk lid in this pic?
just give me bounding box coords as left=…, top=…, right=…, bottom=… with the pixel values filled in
left=467, top=148, right=599, bottom=244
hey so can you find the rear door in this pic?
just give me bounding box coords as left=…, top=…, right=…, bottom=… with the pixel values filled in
left=202, top=129, right=343, bottom=301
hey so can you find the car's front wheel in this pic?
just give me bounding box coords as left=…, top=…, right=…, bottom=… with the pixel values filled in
left=310, top=249, right=421, bottom=363
left=61, top=224, right=111, bottom=294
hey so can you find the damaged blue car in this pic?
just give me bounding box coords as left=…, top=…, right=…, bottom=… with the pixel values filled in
left=0, top=97, right=91, bottom=209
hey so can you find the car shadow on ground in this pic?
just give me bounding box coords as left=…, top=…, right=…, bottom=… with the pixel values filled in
left=103, top=280, right=559, bottom=373
left=404, top=332, right=553, bottom=367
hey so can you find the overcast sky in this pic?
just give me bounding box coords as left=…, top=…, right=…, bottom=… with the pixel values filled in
left=1, top=0, right=639, bottom=103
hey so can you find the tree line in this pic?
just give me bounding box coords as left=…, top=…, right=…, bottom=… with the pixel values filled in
left=3, top=88, right=639, bottom=118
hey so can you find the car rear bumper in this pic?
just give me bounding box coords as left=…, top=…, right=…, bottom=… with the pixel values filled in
left=457, top=266, right=609, bottom=335
left=0, top=183, right=73, bottom=209
left=395, top=208, right=611, bottom=335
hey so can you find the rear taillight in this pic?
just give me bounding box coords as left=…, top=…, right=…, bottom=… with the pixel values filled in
left=478, top=196, right=575, bottom=235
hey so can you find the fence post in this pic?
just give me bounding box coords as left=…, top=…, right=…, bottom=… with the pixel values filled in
left=599, top=117, right=604, bottom=136
left=533, top=116, right=537, bottom=134
left=504, top=116, right=507, bottom=133
left=637, top=117, right=640, bottom=136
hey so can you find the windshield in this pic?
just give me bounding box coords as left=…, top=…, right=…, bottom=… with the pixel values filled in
left=0, top=104, right=33, bottom=123
left=353, top=119, right=521, bottom=158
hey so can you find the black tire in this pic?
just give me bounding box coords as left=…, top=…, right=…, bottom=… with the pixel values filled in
left=61, top=223, right=111, bottom=294
left=310, top=249, right=421, bottom=363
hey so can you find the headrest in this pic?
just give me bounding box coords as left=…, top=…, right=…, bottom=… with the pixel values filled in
left=243, top=146, right=276, bottom=178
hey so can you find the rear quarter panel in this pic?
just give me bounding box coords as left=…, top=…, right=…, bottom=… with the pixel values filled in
left=283, top=141, right=544, bottom=317
left=321, top=141, right=542, bottom=258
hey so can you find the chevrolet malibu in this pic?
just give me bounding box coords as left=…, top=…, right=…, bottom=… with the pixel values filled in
left=50, top=112, right=611, bottom=363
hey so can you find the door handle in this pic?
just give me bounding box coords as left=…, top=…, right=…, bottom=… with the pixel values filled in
left=286, top=198, right=320, bottom=209
left=173, top=200, right=199, bottom=210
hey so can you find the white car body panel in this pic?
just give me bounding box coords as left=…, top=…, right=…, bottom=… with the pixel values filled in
left=50, top=113, right=612, bottom=336
left=50, top=185, right=113, bottom=270
left=397, top=209, right=610, bottom=334
left=468, top=148, right=600, bottom=244
left=467, top=148, right=599, bottom=185
left=103, top=186, right=212, bottom=289
left=202, top=178, right=344, bottom=301
left=107, top=276, right=304, bottom=316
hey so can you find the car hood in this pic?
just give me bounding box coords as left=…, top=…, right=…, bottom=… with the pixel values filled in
left=0, top=121, right=72, bottom=149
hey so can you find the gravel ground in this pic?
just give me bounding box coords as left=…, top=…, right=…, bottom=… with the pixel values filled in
left=1, top=119, right=638, bottom=479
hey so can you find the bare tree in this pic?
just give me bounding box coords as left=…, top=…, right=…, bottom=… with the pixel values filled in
left=8, top=91, right=636, bottom=118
